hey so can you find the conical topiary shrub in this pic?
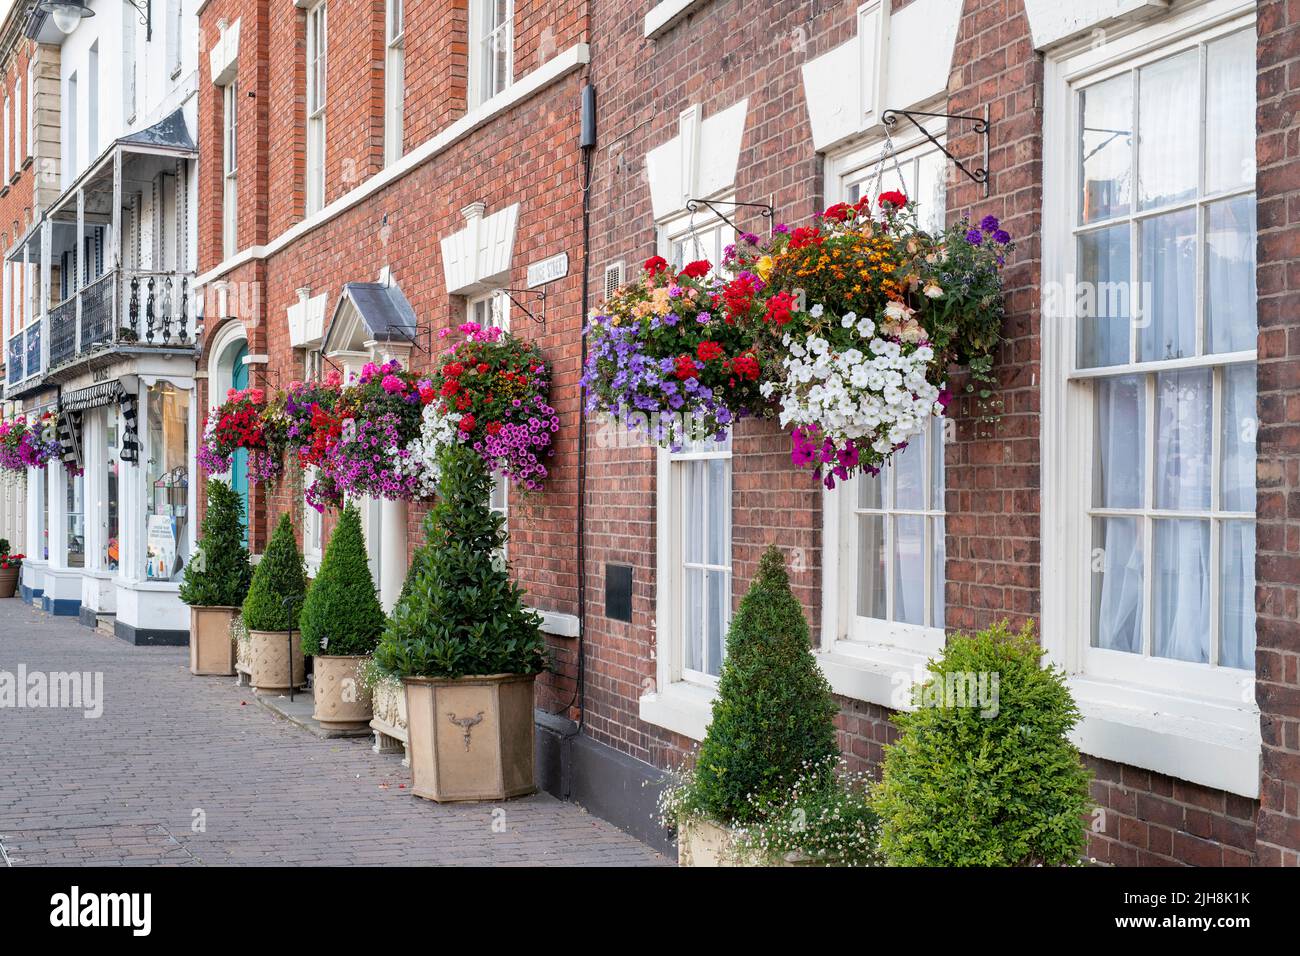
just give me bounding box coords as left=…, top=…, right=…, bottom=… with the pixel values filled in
left=300, top=504, right=385, bottom=657
left=374, top=442, right=546, bottom=678
left=242, top=512, right=308, bottom=632
left=874, top=621, right=1092, bottom=866
left=180, top=479, right=252, bottom=607
left=686, top=545, right=839, bottom=826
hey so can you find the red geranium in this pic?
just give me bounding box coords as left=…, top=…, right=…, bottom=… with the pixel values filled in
left=822, top=202, right=852, bottom=222
left=726, top=353, right=760, bottom=382
left=878, top=190, right=908, bottom=210
left=678, top=259, right=711, bottom=280
left=787, top=226, right=823, bottom=250
left=644, top=255, right=670, bottom=276
left=696, top=340, right=724, bottom=362
left=721, top=274, right=759, bottom=323
left=459, top=414, right=476, bottom=433
left=764, top=291, right=797, bottom=326
left=674, top=354, right=699, bottom=380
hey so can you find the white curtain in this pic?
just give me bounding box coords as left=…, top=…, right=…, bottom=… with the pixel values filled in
left=1093, top=377, right=1144, bottom=652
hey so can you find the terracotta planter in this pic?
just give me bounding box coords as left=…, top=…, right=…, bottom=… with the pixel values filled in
left=248, top=628, right=306, bottom=693
left=402, top=673, right=536, bottom=802
left=188, top=605, right=239, bottom=675
left=0, top=566, right=17, bottom=599
left=313, top=655, right=373, bottom=731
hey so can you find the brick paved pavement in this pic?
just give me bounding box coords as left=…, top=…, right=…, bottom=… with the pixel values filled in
left=0, top=599, right=665, bottom=866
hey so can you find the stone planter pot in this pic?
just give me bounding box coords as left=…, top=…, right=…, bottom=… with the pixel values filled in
left=0, top=566, right=17, bottom=599
left=369, top=675, right=409, bottom=763
left=248, top=628, right=306, bottom=693
left=189, top=605, right=239, bottom=676
left=402, top=673, right=536, bottom=802
left=313, top=655, right=372, bottom=731
left=678, top=818, right=836, bottom=867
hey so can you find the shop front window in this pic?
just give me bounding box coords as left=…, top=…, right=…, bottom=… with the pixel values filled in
left=104, top=411, right=119, bottom=571
left=144, top=382, right=190, bottom=581
left=66, top=468, right=85, bottom=568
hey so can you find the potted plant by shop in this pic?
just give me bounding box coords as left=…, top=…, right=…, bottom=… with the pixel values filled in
left=179, top=480, right=253, bottom=675
left=242, top=512, right=309, bottom=694
left=660, top=546, right=842, bottom=866
left=0, top=540, right=23, bottom=599
left=299, top=504, right=385, bottom=732
left=373, top=443, right=548, bottom=802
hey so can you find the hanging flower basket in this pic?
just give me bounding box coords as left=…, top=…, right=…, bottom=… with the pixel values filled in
left=725, top=193, right=1012, bottom=486
left=198, top=387, right=271, bottom=477
left=308, top=359, right=429, bottom=509
left=582, top=255, right=764, bottom=448
left=0, top=412, right=62, bottom=473
left=401, top=323, right=558, bottom=498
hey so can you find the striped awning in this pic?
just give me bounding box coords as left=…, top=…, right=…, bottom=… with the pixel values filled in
left=56, top=381, right=140, bottom=465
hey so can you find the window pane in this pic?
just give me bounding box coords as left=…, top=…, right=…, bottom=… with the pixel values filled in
left=705, top=568, right=728, bottom=677
left=892, top=515, right=925, bottom=626
left=683, top=460, right=705, bottom=564
left=1205, top=195, right=1257, bottom=354
left=856, top=514, right=886, bottom=619
left=914, top=148, right=947, bottom=234
left=1154, top=368, right=1212, bottom=511
left=145, top=382, right=191, bottom=582
left=1137, top=50, right=1198, bottom=210
left=67, top=471, right=84, bottom=568
left=1091, top=516, right=1143, bottom=653
left=1205, top=29, right=1255, bottom=194
left=1219, top=520, right=1256, bottom=670
left=1093, top=375, right=1145, bottom=509
left=1152, top=518, right=1210, bottom=663
left=857, top=468, right=883, bottom=510
left=706, top=457, right=728, bottom=566
left=1221, top=363, right=1256, bottom=513
left=930, top=515, right=945, bottom=629
left=1138, top=208, right=1197, bottom=361
left=893, top=428, right=925, bottom=511
left=684, top=567, right=704, bottom=673
left=1076, top=225, right=1131, bottom=368
left=929, top=419, right=945, bottom=511
left=1079, top=74, right=1132, bottom=224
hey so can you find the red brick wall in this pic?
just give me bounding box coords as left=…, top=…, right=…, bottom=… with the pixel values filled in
left=197, top=0, right=591, bottom=700
left=0, top=34, right=38, bottom=376
left=1254, top=0, right=1300, bottom=867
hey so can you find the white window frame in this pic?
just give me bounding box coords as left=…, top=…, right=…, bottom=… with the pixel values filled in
left=817, top=121, right=951, bottom=709
left=1042, top=0, right=1260, bottom=797
left=87, top=42, right=98, bottom=159
left=469, top=0, right=514, bottom=108
left=222, top=81, right=239, bottom=261
left=384, top=0, right=405, bottom=166
left=24, top=61, right=34, bottom=161
left=167, top=0, right=183, bottom=78
left=305, top=1, right=328, bottom=215
left=64, top=72, right=77, bottom=184
left=639, top=208, right=737, bottom=740
left=4, top=95, right=11, bottom=183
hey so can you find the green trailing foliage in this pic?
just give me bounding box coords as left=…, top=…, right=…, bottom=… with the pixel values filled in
left=874, top=620, right=1093, bottom=866
left=373, top=443, right=547, bottom=679
left=240, top=512, right=308, bottom=632
left=299, top=504, right=386, bottom=657
left=179, top=479, right=253, bottom=608
left=682, top=545, right=839, bottom=826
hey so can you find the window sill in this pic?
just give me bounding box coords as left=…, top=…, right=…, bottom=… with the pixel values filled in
left=639, top=680, right=716, bottom=742
left=644, top=0, right=710, bottom=38
left=816, top=641, right=935, bottom=711
left=1067, top=676, right=1261, bottom=798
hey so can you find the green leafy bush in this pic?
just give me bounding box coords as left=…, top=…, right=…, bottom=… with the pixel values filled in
left=675, top=545, right=839, bottom=826
left=0, top=538, right=9, bottom=556
left=180, top=479, right=253, bottom=607
left=241, top=512, right=307, bottom=632
left=874, top=620, right=1093, bottom=866
left=299, top=504, right=385, bottom=657
left=373, top=443, right=546, bottom=678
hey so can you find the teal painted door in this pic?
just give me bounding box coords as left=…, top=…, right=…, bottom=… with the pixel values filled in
left=230, top=344, right=250, bottom=545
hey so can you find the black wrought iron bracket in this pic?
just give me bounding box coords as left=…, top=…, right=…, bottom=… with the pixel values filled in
left=881, top=107, right=991, bottom=196
left=497, top=288, right=547, bottom=327
left=685, top=198, right=774, bottom=233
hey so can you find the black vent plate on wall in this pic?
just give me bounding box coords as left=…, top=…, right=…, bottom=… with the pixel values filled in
left=605, top=564, right=633, bottom=622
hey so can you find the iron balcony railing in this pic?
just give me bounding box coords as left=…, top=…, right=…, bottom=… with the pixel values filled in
left=45, top=269, right=196, bottom=372
left=4, top=321, right=42, bottom=387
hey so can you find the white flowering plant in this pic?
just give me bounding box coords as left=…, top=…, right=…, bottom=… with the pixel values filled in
left=759, top=300, right=945, bottom=488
